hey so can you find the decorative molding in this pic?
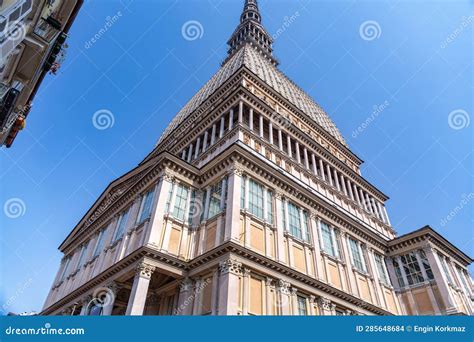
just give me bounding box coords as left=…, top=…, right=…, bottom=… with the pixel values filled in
left=135, top=262, right=156, bottom=279
left=218, top=258, right=242, bottom=275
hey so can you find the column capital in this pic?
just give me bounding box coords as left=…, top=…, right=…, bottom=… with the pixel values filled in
left=309, top=295, right=316, bottom=304
left=135, top=262, right=156, bottom=279
left=242, top=267, right=251, bottom=277
left=179, top=278, right=194, bottom=293
left=106, top=281, right=123, bottom=295
left=265, top=276, right=274, bottom=287
left=290, top=287, right=298, bottom=296
left=276, top=279, right=291, bottom=295
left=317, top=297, right=332, bottom=311
left=161, top=171, right=175, bottom=183
left=218, top=258, right=242, bottom=275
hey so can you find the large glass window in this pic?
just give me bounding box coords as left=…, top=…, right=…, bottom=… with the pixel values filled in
left=288, top=202, right=302, bottom=240
left=348, top=237, right=366, bottom=273
left=418, top=250, right=434, bottom=280
left=93, top=228, right=107, bottom=258
left=240, top=176, right=246, bottom=209
left=320, top=222, right=338, bottom=258
left=137, top=189, right=155, bottom=224
left=113, top=209, right=130, bottom=242
left=400, top=252, right=425, bottom=285
left=248, top=179, right=264, bottom=219
left=208, top=181, right=223, bottom=219
left=393, top=258, right=405, bottom=287
left=267, top=190, right=274, bottom=224
left=297, top=296, right=307, bottom=315
left=456, top=266, right=471, bottom=295
left=439, top=253, right=453, bottom=283
left=374, top=253, right=389, bottom=284
left=173, top=184, right=189, bottom=221
left=60, top=257, right=71, bottom=281
left=188, top=190, right=197, bottom=225
left=76, top=243, right=89, bottom=270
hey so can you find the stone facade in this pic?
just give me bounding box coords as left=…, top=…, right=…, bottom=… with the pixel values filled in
left=41, top=0, right=473, bottom=316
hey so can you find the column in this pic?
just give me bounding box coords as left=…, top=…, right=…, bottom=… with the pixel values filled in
left=211, top=123, right=217, bottom=145
left=276, top=280, right=291, bottom=315
left=309, top=295, right=316, bottom=315
left=126, top=262, right=155, bottom=315
left=340, top=175, right=348, bottom=196
left=194, top=137, right=201, bottom=159
left=311, top=154, right=317, bottom=175
left=238, top=101, right=243, bottom=123
left=359, top=188, right=367, bottom=210
left=278, top=129, right=283, bottom=151
left=269, top=121, right=273, bottom=144
left=353, top=184, right=361, bottom=205
left=175, top=278, right=194, bottom=315
left=317, top=297, right=333, bottom=315
left=259, top=114, right=264, bottom=138
left=217, top=259, right=242, bottom=315
left=365, top=193, right=373, bottom=214
left=423, top=245, right=457, bottom=313
left=326, top=164, right=333, bottom=186
left=310, top=215, right=324, bottom=280
left=371, top=198, right=381, bottom=219
left=367, top=248, right=386, bottom=309
left=347, top=179, right=354, bottom=201
left=287, top=135, right=292, bottom=158
left=265, top=277, right=274, bottom=315
left=275, top=194, right=286, bottom=263
left=249, top=108, right=254, bottom=131
left=415, top=251, right=441, bottom=314
left=303, top=148, right=309, bottom=169
left=295, top=141, right=301, bottom=164
left=333, top=169, right=341, bottom=191
left=181, top=150, right=186, bottom=159
left=319, top=159, right=325, bottom=181
left=219, top=116, right=225, bottom=138
left=224, top=168, right=243, bottom=242
left=382, top=206, right=391, bottom=226
left=202, top=131, right=209, bottom=152
left=229, top=109, right=234, bottom=130
left=102, top=282, right=121, bottom=315
left=187, top=144, right=193, bottom=163
left=242, top=268, right=250, bottom=315
left=377, top=202, right=386, bottom=224
left=291, top=288, right=299, bottom=315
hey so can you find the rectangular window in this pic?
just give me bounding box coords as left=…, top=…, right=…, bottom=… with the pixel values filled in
left=288, top=202, right=302, bottom=240
left=113, top=209, right=130, bottom=242
left=439, top=253, right=453, bottom=283
left=400, top=252, right=424, bottom=285
left=137, top=189, right=154, bottom=224
left=188, top=190, right=197, bottom=225
left=267, top=190, right=273, bottom=224
left=173, top=183, right=189, bottom=221
left=200, top=190, right=208, bottom=222
left=302, top=211, right=309, bottom=242
left=93, top=228, right=106, bottom=257
left=208, top=181, right=223, bottom=219
left=297, top=296, right=307, bottom=316
left=76, top=242, right=88, bottom=269
left=456, top=266, right=471, bottom=295
left=320, top=222, right=337, bottom=258
left=281, top=199, right=287, bottom=231
left=418, top=250, right=434, bottom=280
left=248, top=179, right=264, bottom=219
left=374, top=253, right=389, bottom=284
left=60, top=257, right=71, bottom=281
left=393, top=258, right=405, bottom=287
left=349, top=237, right=365, bottom=272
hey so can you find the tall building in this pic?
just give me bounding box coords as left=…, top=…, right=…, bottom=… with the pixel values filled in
left=0, top=0, right=83, bottom=147
left=42, top=1, right=473, bottom=316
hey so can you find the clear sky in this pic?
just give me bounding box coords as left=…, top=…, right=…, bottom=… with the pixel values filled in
left=0, top=0, right=472, bottom=314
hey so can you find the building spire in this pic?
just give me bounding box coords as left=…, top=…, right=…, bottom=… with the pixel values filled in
left=224, top=0, right=278, bottom=66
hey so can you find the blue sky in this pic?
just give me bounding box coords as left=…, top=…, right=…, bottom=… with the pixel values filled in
left=0, top=0, right=472, bottom=314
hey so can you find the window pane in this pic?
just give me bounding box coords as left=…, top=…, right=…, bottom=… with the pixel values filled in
left=76, top=243, right=88, bottom=269
left=208, top=181, right=223, bottom=219
left=138, top=189, right=154, bottom=224
left=248, top=179, right=264, bottom=219
left=374, top=253, right=389, bottom=284
left=288, top=202, right=302, bottom=240
left=418, top=250, right=434, bottom=280
left=267, top=190, right=273, bottom=224
left=320, top=222, right=335, bottom=257
left=349, top=238, right=365, bottom=272
left=93, top=229, right=106, bottom=257
left=297, top=296, right=307, bottom=316
left=241, top=176, right=246, bottom=209
left=113, top=209, right=130, bottom=242
left=173, top=184, right=189, bottom=221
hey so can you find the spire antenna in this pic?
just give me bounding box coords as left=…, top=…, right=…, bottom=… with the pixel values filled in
left=224, top=0, right=278, bottom=66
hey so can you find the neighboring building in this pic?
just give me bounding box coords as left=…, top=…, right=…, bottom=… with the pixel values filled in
left=41, top=1, right=473, bottom=316
left=0, top=0, right=83, bottom=147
